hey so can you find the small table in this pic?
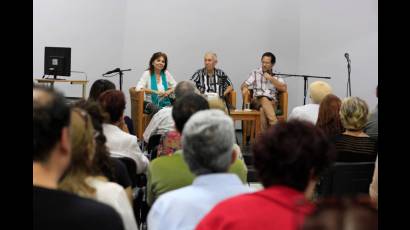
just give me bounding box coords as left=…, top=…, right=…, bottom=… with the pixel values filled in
left=35, top=79, right=89, bottom=98
left=230, top=110, right=261, bottom=145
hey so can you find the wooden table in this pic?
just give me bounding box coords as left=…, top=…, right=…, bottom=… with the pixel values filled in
left=230, top=110, right=261, bottom=145
left=35, top=79, right=89, bottom=98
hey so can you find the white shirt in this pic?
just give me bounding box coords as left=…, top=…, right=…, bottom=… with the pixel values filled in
left=135, top=70, right=177, bottom=103
left=103, top=123, right=149, bottom=174
left=143, top=107, right=175, bottom=142
left=147, top=173, right=250, bottom=230
left=86, top=177, right=138, bottom=230
left=288, top=103, right=320, bottom=124
left=244, top=67, right=285, bottom=101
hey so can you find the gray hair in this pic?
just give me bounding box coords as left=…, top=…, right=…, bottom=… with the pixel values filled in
left=174, top=80, right=199, bottom=100
left=182, top=109, right=235, bottom=175
left=204, top=52, right=218, bottom=61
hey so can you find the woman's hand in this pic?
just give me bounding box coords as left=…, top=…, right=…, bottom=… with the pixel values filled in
left=163, top=89, right=173, bottom=97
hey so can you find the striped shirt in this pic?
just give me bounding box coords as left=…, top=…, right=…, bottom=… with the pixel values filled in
left=335, top=134, right=378, bottom=162
left=190, top=68, right=233, bottom=97
left=244, top=67, right=285, bottom=101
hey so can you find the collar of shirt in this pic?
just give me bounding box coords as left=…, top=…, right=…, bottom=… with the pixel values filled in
left=192, top=173, right=243, bottom=187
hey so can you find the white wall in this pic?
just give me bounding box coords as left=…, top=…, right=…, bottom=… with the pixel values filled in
left=298, top=0, right=378, bottom=110
left=33, top=0, right=378, bottom=117
left=33, top=0, right=127, bottom=97
left=121, top=0, right=301, bottom=116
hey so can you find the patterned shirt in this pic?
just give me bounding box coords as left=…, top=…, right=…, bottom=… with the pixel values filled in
left=190, top=68, right=233, bottom=97
left=244, top=67, right=285, bottom=101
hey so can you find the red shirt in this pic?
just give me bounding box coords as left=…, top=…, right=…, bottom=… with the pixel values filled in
left=196, top=185, right=314, bottom=230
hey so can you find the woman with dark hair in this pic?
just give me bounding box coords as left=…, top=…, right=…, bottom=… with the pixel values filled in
left=99, top=90, right=149, bottom=174
left=88, top=79, right=133, bottom=134
left=316, top=94, right=344, bottom=141
left=136, top=52, right=177, bottom=113
left=89, top=79, right=116, bottom=101
left=197, top=120, right=336, bottom=230
left=73, top=99, right=133, bottom=203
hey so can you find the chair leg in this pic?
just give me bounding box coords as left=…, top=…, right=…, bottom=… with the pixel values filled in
left=242, top=121, right=247, bottom=146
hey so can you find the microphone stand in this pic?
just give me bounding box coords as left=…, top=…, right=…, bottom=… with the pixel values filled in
left=347, top=59, right=352, bottom=97
left=103, top=68, right=131, bottom=91
left=274, top=73, right=331, bottom=105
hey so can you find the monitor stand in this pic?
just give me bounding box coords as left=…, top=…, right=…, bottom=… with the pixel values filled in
left=45, top=74, right=65, bottom=80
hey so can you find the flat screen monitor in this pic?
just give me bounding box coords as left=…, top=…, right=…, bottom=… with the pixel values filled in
left=44, top=47, right=71, bottom=79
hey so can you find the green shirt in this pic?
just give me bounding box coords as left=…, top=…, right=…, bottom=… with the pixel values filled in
left=147, top=150, right=248, bottom=206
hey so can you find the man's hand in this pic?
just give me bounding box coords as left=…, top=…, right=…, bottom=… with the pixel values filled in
left=263, top=72, right=274, bottom=82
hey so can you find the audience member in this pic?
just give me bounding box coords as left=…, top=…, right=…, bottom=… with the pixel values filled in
left=59, top=108, right=138, bottom=230
left=148, top=110, right=250, bottom=230
left=33, top=86, right=124, bottom=230
left=99, top=90, right=149, bottom=174
left=369, top=155, right=378, bottom=208
left=147, top=94, right=248, bottom=206
left=335, top=97, right=377, bottom=162
left=74, top=99, right=133, bottom=203
left=197, top=120, right=335, bottom=230
left=289, top=81, right=332, bottom=124
left=143, top=81, right=198, bottom=143
left=316, top=94, right=344, bottom=141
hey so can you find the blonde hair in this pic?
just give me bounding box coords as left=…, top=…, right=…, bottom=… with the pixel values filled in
left=339, top=97, right=369, bottom=131
left=208, top=98, right=227, bottom=114
left=59, top=108, right=96, bottom=199
left=309, top=81, right=332, bottom=104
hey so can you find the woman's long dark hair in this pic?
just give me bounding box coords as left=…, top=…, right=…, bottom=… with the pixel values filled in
left=148, top=52, right=168, bottom=74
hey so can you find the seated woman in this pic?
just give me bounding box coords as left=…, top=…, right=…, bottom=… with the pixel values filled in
left=335, top=97, right=377, bottom=162
left=88, top=79, right=132, bottom=134
left=59, top=108, right=138, bottom=230
left=99, top=90, right=149, bottom=174
left=73, top=100, right=133, bottom=203
left=196, top=120, right=336, bottom=230
left=136, top=52, right=177, bottom=115
left=316, top=94, right=344, bottom=142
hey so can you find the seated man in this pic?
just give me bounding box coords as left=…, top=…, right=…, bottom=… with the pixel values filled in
left=146, top=94, right=248, bottom=206
left=288, top=81, right=332, bottom=124
left=33, top=86, right=124, bottom=230
left=142, top=81, right=199, bottom=144
left=241, top=52, right=287, bottom=131
left=148, top=110, right=250, bottom=230
left=190, top=52, right=233, bottom=100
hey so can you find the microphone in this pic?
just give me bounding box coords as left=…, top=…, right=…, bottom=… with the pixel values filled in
left=103, top=68, right=120, bottom=75
left=103, top=68, right=132, bottom=75
left=344, top=53, right=350, bottom=63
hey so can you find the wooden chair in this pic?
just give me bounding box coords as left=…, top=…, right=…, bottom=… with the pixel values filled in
left=242, top=90, right=288, bottom=145
left=226, top=90, right=237, bottom=109
left=129, top=87, right=151, bottom=140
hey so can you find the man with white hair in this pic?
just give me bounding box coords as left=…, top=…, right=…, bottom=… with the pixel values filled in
left=142, top=80, right=199, bottom=143
left=288, top=81, right=332, bottom=124
left=147, top=109, right=250, bottom=230
left=190, top=52, right=233, bottom=100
